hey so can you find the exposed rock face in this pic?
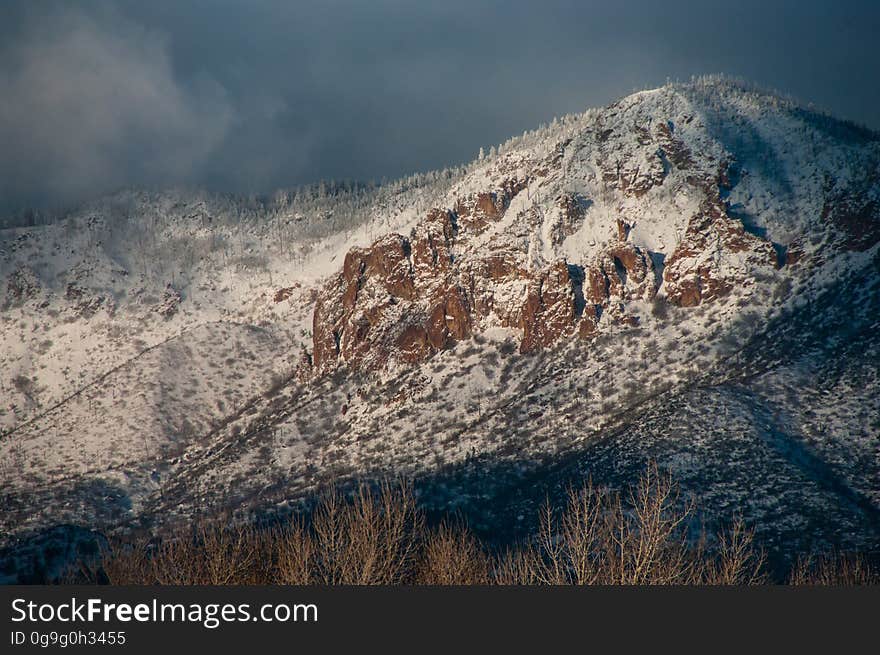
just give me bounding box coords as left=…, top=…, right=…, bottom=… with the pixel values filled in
left=605, top=242, right=656, bottom=302
left=309, top=174, right=538, bottom=372
left=411, top=209, right=456, bottom=274
left=454, top=179, right=527, bottom=234
left=817, top=167, right=880, bottom=252
left=310, top=196, right=667, bottom=371
left=595, top=117, right=699, bottom=200
left=655, top=120, right=694, bottom=170
left=519, top=261, right=578, bottom=353
left=312, top=217, right=477, bottom=372
left=312, top=292, right=342, bottom=370
left=343, top=233, right=416, bottom=302
left=663, top=176, right=778, bottom=308
left=548, top=193, right=589, bottom=245
left=784, top=240, right=805, bottom=267
left=617, top=153, right=666, bottom=198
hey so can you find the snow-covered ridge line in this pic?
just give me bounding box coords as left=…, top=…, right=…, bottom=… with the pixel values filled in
left=1, top=78, right=878, bottom=568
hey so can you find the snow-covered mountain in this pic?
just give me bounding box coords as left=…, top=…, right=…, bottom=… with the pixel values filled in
left=2, top=77, right=879, bottom=578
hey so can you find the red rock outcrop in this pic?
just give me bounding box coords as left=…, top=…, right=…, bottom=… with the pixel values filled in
left=584, top=264, right=611, bottom=305
left=663, top=197, right=777, bottom=307
left=595, top=120, right=701, bottom=200
left=307, top=179, right=691, bottom=372
left=311, top=201, right=600, bottom=371
left=411, top=208, right=456, bottom=274
left=519, top=261, right=578, bottom=353
left=312, top=209, right=476, bottom=371
left=273, top=285, right=299, bottom=303
left=582, top=237, right=655, bottom=308
left=617, top=155, right=666, bottom=197
left=453, top=179, right=527, bottom=234
left=342, top=233, right=416, bottom=303
left=655, top=121, right=694, bottom=170
left=548, top=193, right=588, bottom=245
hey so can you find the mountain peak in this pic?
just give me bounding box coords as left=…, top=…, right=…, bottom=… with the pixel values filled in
left=2, top=80, right=879, bottom=577
left=303, top=77, right=879, bottom=374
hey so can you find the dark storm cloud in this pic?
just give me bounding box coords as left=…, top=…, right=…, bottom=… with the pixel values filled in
left=0, top=4, right=233, bottom=211
left=1, top=0, right=878, bottom=211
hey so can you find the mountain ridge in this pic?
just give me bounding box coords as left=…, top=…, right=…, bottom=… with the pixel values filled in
left=1, top=77, right=879, bottom=580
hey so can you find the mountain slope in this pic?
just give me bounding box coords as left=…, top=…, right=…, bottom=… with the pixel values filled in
left=1, top=77, right=879, bottom=578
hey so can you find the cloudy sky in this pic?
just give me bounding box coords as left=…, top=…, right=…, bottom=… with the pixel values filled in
left=1, top=0, right=878, bottom=211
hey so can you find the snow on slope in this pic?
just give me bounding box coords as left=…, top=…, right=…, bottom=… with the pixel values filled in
left=1, top=77, right=879, bottom=567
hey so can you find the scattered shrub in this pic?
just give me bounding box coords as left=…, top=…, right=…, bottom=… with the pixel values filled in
left=651, top=295, right=669, bottom=320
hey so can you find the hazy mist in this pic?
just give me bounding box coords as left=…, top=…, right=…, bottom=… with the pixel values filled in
left=1, top=0, right=878, bottom=211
